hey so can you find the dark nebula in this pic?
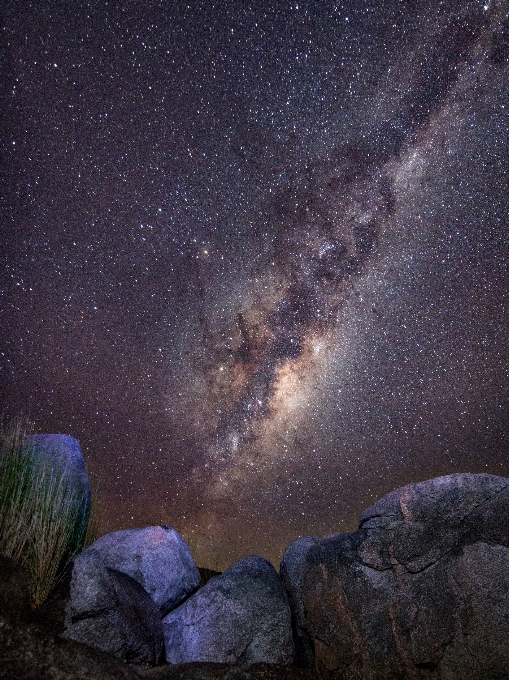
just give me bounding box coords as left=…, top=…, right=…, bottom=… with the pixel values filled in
left=1, top=0, right=509, bottom=569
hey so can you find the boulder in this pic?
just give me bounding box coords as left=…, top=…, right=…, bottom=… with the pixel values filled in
left=63, top=547, right=164, bottom=664
left=162, top=555, right=295, bottom=665
left=284, top=473, right=509, bottom=679
left=23, top=434, right=91, bottom=547
left=85, top=525, right=201, bottom=616
left=0, top=556, right=314, bottom=680
left=280, top=536, right=320, bottom=668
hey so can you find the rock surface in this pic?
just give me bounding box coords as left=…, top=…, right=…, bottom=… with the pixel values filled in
left=5, top=472, right=509, bottom=679
left=63, top=547, right=164, bottom=665
left=163, top=555, right=295, bottom=665
left=0, top=556, right=318, bottom=680
left=0, top=555, right=141, bottom=679
left=280, top=536, right=320, bottom=668
left=284, top=473, right=509, bottom=679
left=87, top=525, right=201, bottom=616
left=23, top=433, right=91, bottom=544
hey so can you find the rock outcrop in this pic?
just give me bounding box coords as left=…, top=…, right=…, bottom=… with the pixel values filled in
left=282, top=473, right=509, bottom=679
left=162, top=555, right=295, bottom=665
left=1, top=556, right=316, bottom=679
left=63, top=547, right=164, bottom=664
left=280, top=536, right=320, bottom=668
left=84, top=525, right=201, bottom=616
left=7, top=444, right=509, bottom=680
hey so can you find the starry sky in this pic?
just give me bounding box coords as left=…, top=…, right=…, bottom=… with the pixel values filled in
left=1, top=0, right=508, bottom=570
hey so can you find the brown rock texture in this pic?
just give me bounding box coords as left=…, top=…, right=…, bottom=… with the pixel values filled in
left=288, top=473, right=509, bottom=679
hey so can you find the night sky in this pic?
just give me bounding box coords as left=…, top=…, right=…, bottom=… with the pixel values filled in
left=1, top=0, right=508, bottom=570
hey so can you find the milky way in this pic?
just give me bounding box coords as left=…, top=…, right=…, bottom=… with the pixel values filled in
left=1, top=0, right=509, bottom=568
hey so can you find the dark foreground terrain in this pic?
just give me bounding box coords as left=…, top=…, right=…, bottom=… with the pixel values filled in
left=0, top=556, right=318, bottom=680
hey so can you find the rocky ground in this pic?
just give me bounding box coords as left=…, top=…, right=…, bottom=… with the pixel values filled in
left=0, top=556, right=318, bottom=680
left=4, top=473, right=509, bottom=679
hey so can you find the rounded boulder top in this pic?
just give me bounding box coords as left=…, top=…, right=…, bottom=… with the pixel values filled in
left=23, top=434, right=91, bottom=502
left=162, top=553, right=294, bottom=665
left=23, top=434, right=89, bottom=476
left=87, top=525, right=200, bottom=615
left=359, top=472, right=509, bottom=528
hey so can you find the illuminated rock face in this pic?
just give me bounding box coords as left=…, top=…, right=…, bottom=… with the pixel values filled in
left=63, top=548, right=164, bottom=665
left=23, top=434, right=91, bottom=547
left=62, top=525, right=200, bottom=664
left=87, top=526, right=201, bottom=616
left=162, top=555, right=295, bottom=665
left=282, top=473, right=509, bottom=679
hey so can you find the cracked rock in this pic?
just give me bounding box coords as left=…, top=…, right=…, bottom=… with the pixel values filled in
left=82, top=525, right=201, bottom=616
left=63, top=547, right=164, bottom=664
left=162, top=555, right=295, bottom=665
left=280, top=536, right=322, bottom=668
left=282, top=473, right=509, bottom=679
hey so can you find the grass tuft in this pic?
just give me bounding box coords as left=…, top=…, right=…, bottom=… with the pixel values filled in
left=0, top=417, right=90, bottom=607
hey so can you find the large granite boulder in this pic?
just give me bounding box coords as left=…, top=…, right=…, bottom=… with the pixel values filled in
left=23, top=434, right=91, bottom=548
left=86, top=525, right=201, bottom=616
left=162, top=555, right=295, bottom=665
left=280, top=536, right=320, bottom=668
left=63, top=548, right=164, bottom=664
left=283, top=473, right=509, bottom=679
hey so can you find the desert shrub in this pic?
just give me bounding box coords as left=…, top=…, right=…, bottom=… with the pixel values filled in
left=0, top=417, right=90, bottom=606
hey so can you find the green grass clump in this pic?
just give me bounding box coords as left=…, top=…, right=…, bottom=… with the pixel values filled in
left=0, top=417, right=90, bottom=607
